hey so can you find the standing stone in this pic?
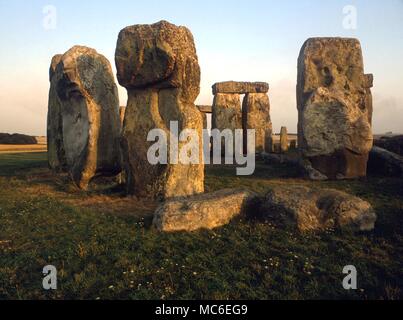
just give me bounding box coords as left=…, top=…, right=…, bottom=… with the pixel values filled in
left=242, top=93, right=272, bottom=154
left=115, top=20, right=204, bottom=199
left=212, top=93, right=242, bottom=154
left=266, top=134, right=274, bottom=153
left=49, top=46, right=122, bottom=189
left=280, top=127, right=288, bottom=153
left=297, top=38, right=373, bottom=179
left=47, top=54, right=67, bottom=172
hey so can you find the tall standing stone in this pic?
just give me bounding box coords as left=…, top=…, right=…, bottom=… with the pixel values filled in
left=115, top=20, right=204, bottom=199
left=297, top=38, right=373, bottom=179
left=48, top=46, right=122, bottom=189
left=280, top=126, right=288, bottom=153
left=242, top=93, right=272, bottom=153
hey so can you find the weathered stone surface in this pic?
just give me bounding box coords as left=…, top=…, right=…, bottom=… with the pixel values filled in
left=368, top=146, right=403, bottom=177
left=260, top=185, right=376, bottom=232
left=242, top=93, right=272, bottom=153
left=212, top=81, right=269, bottom=95
left=47, top=54, right=66, bottom=171
left=153, top=189, right=256, bottom=232
left=297, top=38, right=373, bottom=180
left=115, top=20, right=200, bottom=102
left=212, top=93, right=242, bottom=154
left=49, top=46, right=121, bottom=189
left=116, top=21, right=204, bottom=199
left=280, top=127, right=288, bottom=153
left=374, top=135, right=403, bottom=156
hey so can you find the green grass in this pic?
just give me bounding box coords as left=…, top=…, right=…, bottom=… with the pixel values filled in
left=0, top=152, right=402, bottom=300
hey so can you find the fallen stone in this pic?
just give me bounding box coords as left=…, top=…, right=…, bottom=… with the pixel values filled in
left=368, top=146, right=403, bottom=177
left=297, top=38, right=373, bottom=180
left=374, top=135, right=403, bottom=156
left=212, top=81, right=269, bottom=95
left=260, top=185, right=376, bottom=232
left=153, top=189, right=256, bottom=232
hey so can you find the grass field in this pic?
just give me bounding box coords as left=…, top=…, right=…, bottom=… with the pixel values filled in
left=0, top=152, right=402, bottom=300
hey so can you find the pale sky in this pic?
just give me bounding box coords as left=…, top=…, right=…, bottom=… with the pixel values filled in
left=0, top=0, right=402, bottom=136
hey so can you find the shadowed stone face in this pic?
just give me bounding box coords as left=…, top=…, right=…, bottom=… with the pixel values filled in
left=297, top=37, right=373, bottom=179
left=48, top=46, right=121, bottom=189
left=47, top=54, right=66, bottom=172
left=115, top=21, right=204, bottom=200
